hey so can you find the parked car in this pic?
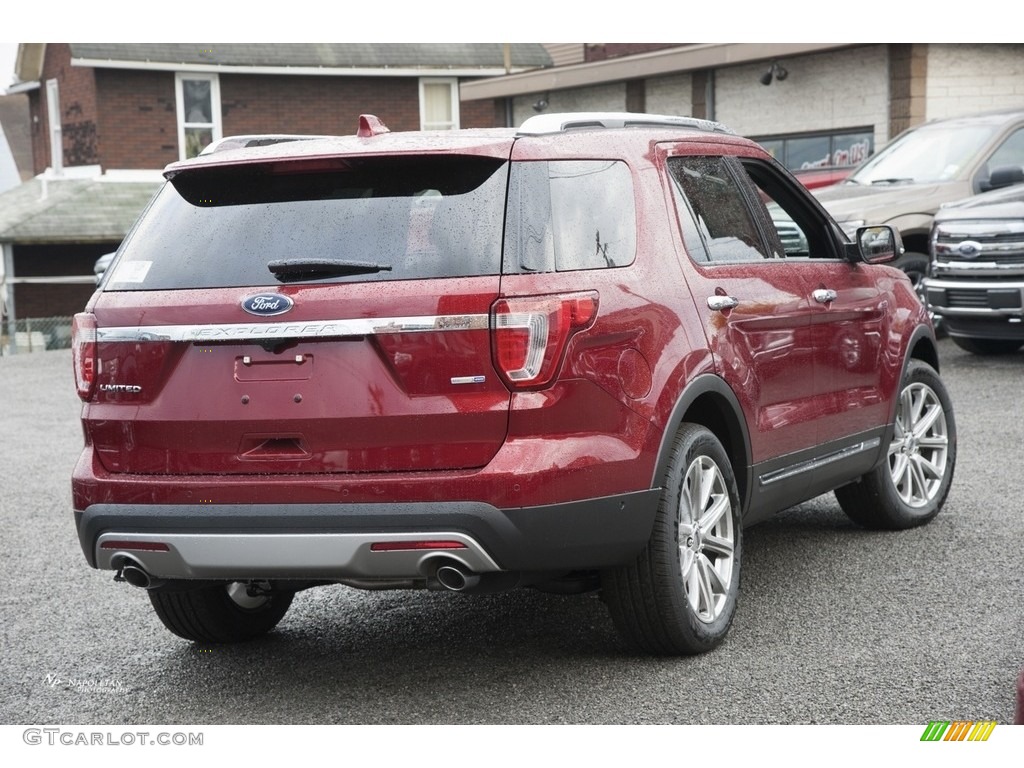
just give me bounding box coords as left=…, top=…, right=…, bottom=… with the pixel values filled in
left=93, top=252, right=115, bottom=285
left=925, top=169, right=1024, bottom=354
left=71, top=112, right=956, bottom=655
left=792, top=166, right=853, bottom=190
left=815, top=107, right=1024, bottom=310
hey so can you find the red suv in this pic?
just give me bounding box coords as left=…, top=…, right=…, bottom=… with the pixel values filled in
left=72, top=113, right=956, bottom=655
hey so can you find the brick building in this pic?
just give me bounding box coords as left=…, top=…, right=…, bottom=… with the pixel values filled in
left=0, top=43, right=551, bottom=351
left=17, top=43, right=550, bottom=175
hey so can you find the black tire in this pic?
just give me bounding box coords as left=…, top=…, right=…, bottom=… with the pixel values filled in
left=149, top=582, right=294, bottom=643
left=601, top=424, right=742, bottom=655
left=894, top=250, right=929, bottom=292
left=835, top=360, right=956, bottom=530
left=950, top=336, right=1023, bottom=356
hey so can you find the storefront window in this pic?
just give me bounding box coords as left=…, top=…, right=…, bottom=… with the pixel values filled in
left=756, top=129, right=874, bottom=170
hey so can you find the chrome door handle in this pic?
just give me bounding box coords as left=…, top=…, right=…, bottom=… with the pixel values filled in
left=707, top=295, right=740, bottom=311
left=813, top=289, right=838, bottom=304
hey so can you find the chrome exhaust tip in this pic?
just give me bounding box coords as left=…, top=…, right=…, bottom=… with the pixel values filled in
left=434, top=564, right=481, bottom=592
left=114, top=559, right=165, bottom=590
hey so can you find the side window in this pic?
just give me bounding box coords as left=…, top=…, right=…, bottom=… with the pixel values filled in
left=739, top=159, right=843, bottom=260
left=987, top=127, right=1024, bottom=171
left=505, top=160, right=637, bottom=273
left=668, top=156, right=771, bottom=263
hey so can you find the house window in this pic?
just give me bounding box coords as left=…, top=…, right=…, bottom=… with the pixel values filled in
left=419, top=78, right=459, bottom=131
left=45, top=78, right=63, bottom=173
left=175, top=74, right=222, bottom=159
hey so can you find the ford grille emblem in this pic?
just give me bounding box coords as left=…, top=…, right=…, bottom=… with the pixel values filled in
left=241, top=294, right=294, bottom=316
left=956, top=240, right=982, bottom=259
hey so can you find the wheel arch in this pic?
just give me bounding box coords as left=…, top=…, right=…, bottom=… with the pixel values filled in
left=876, top=324, right=942, bottom=461
left=908, top=326, right=940, bottom=373
left=896, top=233, right=930, bottom=259
left=652, top=374, right=752, bottom=515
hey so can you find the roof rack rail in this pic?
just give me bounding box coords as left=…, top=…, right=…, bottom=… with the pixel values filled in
left=517, top=112, right=734, bottom=136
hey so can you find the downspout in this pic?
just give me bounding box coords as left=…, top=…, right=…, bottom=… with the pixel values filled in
left=1, top=242, right=15, bottom=355
left=706, top=69, right=716, bottom=122
left=46, top=78, right=63, bottom=177
left=503, top=43, right=514, bottom=128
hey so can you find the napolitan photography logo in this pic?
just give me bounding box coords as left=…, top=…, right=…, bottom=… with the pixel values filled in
left=920, top=720, right=997, bottom=742
left=45, top=672, right=128, bottom=694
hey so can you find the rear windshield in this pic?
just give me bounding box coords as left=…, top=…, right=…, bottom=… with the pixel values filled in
left=105, top=155, right=508, bottom=289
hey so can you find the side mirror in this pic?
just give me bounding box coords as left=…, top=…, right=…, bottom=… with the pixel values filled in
left=846, top=225, right=902, bottom=264
left=987, top=165, right=1024, bottom=191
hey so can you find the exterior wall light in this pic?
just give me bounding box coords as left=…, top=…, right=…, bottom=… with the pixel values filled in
left=760, top=62, right=789, bottom=86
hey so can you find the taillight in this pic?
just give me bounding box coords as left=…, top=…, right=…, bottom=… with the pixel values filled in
left=491, top=292, right=598, bottom=389
left=72, top=312, right=98, bottom=400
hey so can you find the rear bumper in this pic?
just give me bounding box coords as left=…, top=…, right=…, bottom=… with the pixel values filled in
left=75, top=491, right=661, bottom=581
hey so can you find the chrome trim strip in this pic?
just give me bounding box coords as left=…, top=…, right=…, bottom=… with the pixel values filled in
left=96, top=314, right=490, bottom=343
left=934, top=222, right=1024, bottom=237
left=931, top=307, right=1023, bottom=317
left=935, top=242, right=1024, bottom=256
left=932, top=261, right=1024, bottom=272
left=925, top=278, right=1024, bottom=290
left=759, top=438, right=882, bottom=487
left=96, top=531, right=503, bottom=580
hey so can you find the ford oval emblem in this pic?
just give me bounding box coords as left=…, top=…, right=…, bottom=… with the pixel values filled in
left=241, top=294, right=294, bottom=316
left=956, top=240, right=982, bottom=259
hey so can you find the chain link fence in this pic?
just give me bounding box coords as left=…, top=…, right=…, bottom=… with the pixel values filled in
left=1, top=316, right=74, bottom=355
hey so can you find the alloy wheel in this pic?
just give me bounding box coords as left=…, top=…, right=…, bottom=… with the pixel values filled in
left=678, top=456, right=736, bottom=623
left=226, top=581, right=272, bottom=611
left=889, top=382, right=950, bottom=508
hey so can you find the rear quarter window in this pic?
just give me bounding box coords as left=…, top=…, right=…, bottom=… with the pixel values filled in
left=504, top=160, right=637, bottom=273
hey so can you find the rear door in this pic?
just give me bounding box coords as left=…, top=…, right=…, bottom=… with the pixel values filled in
left=87, top=151, right=513, bottom=476
left=664, top=151, right=818, bottom=508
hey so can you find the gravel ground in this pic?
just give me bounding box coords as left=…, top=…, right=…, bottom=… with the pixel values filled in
left=0, top=342, right=1021, bottom=729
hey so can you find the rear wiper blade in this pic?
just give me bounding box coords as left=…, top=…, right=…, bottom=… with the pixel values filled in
left=267, top=258, right=393, bottom=280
